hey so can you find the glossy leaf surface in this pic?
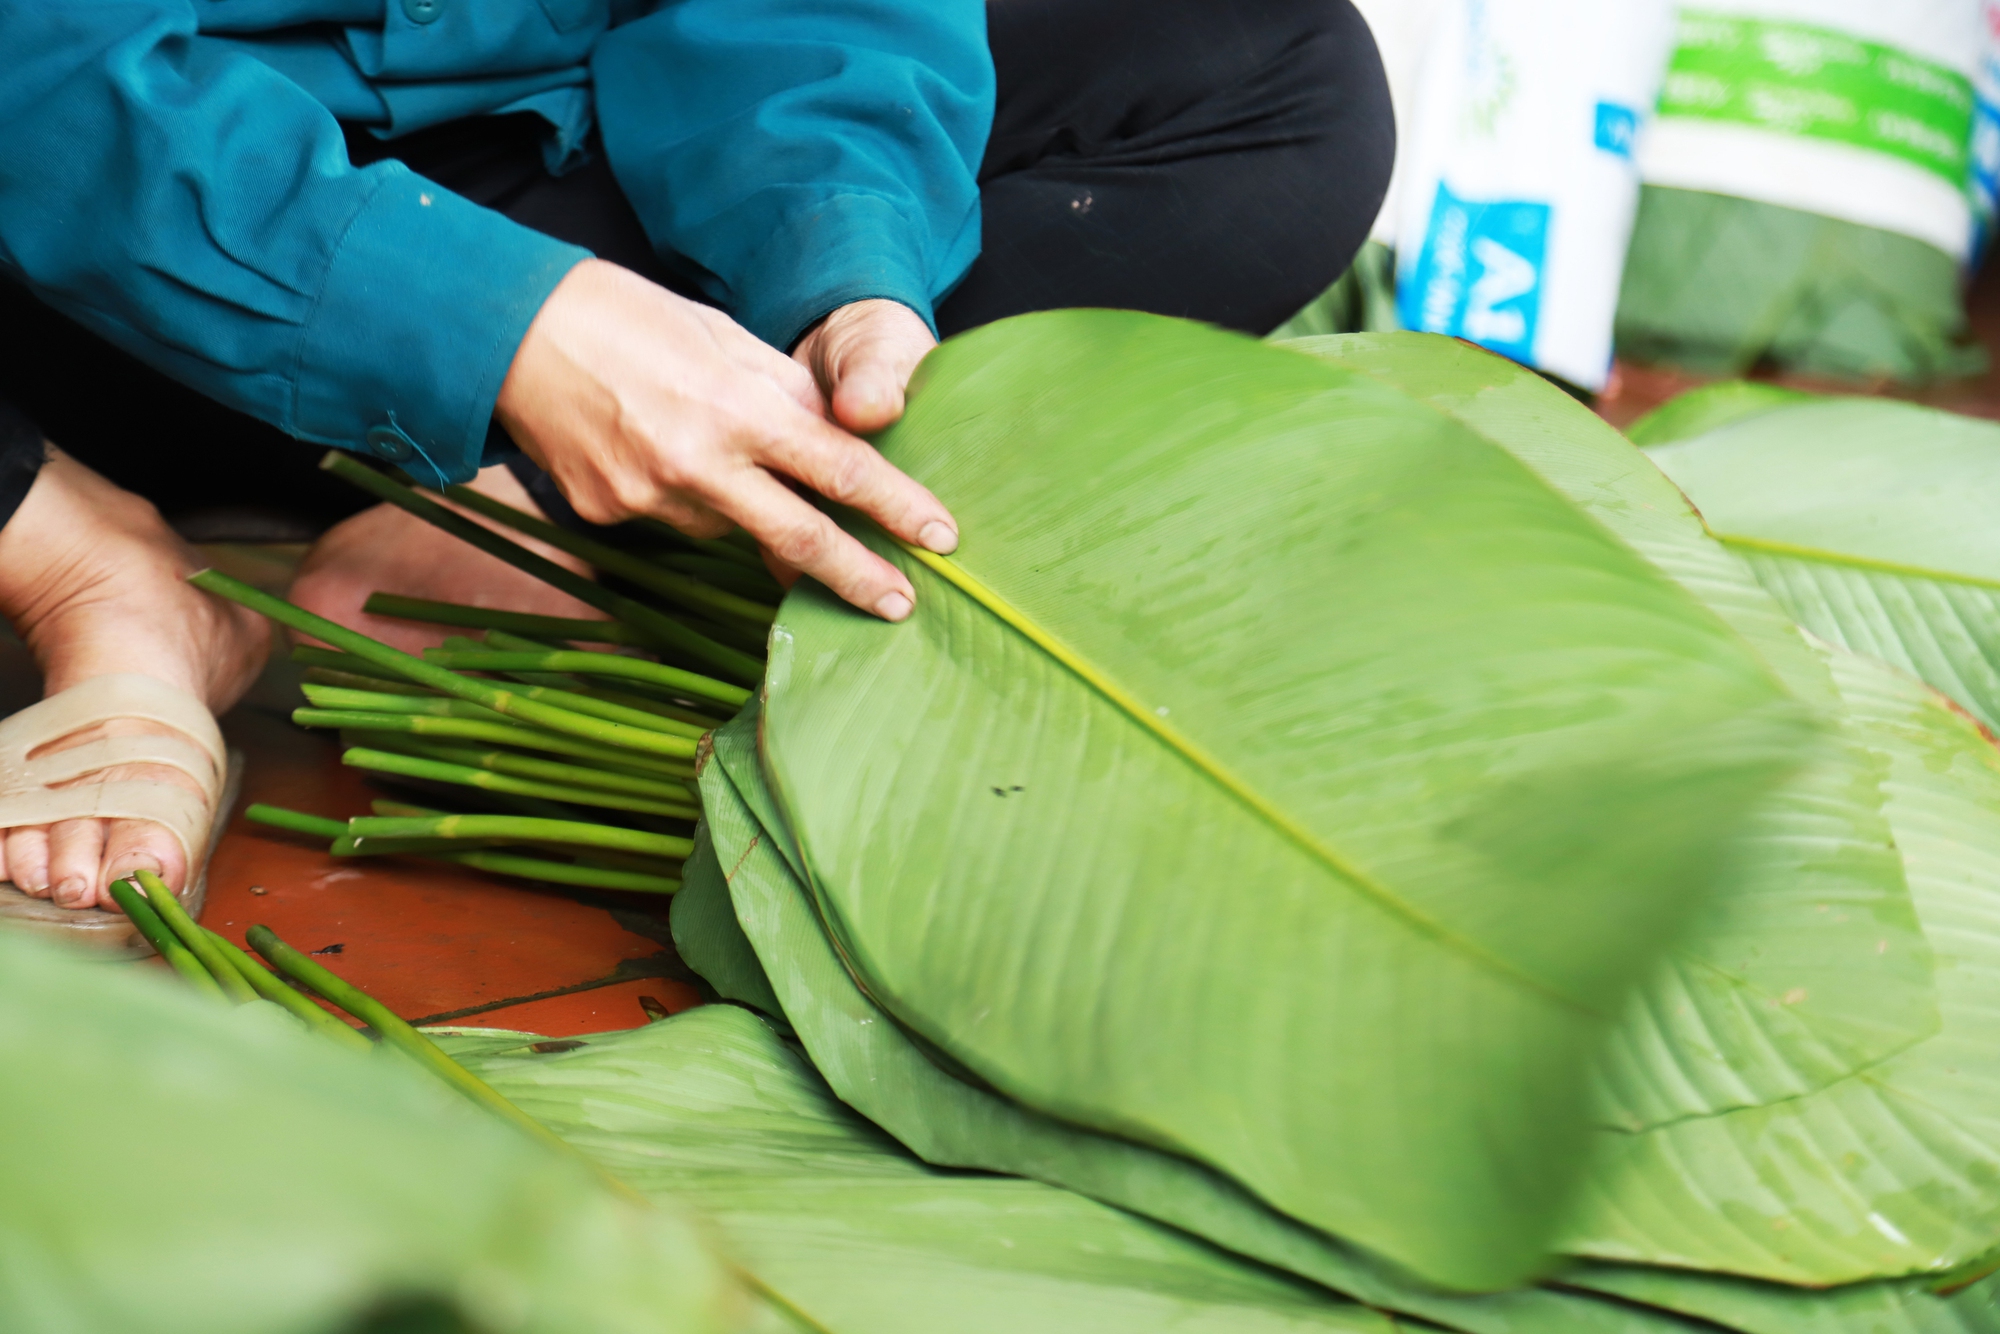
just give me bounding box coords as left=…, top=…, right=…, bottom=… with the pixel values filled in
left=1562, top=648, right=2000, bottom=1284
left=1644, top=398, right=2000, bottom=734
left=1296, top=334, right=1937, bottom=1128
left=760, top=311, right=1810, bottom=1287
left=443, top=1008, right=1397, bottom=1334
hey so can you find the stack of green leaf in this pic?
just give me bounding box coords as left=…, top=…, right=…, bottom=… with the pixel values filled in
left=170, top=310, right=2000, bottom=1332
left=1614, top=187, right=1983, bottom=385
left=0, top=919, right=1482, bottom=1334
left=669, top=312, right=2000, bottom=1332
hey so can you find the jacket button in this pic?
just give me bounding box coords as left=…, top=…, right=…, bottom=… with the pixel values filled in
left=401, top=0, right=443, bottom=23
left=366, top=423, right=417, bottom=462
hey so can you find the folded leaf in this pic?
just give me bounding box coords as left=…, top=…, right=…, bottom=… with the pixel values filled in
left=1644, top=398, right=2000, bottom=735
left=1563, top=647, right=2000, bottom=1284
left=758, top=311, right=1812, bottom=1287
left=443, top=1008, right=1397, bottom=1334
left=672, top=819, right=785, bottom=1019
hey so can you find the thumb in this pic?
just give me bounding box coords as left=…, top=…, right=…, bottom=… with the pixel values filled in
left=833, top=354, right=911, bottom=434
left=818, top=300, right=937, bottom=434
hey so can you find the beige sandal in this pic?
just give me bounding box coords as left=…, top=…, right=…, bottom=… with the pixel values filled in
left=0, top=674, right=243, bottom=955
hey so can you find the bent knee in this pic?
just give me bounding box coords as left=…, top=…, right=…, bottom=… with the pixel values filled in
left=1285, top=2, right=1397, bottom=231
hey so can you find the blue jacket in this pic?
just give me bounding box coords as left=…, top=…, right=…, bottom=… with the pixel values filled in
left=0, top=0, right=991, bottom=481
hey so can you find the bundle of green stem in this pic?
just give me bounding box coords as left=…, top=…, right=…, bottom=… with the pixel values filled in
left=111, top=869, right=590, bottom=1167
left=193, top=451, right=775, bottom=900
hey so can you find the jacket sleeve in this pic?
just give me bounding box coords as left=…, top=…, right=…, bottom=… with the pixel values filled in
left=0, top=3, right=588, bottom=482
left=592, top=0, right=992, bottom=350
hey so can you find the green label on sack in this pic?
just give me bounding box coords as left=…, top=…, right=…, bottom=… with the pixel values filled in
left=1660, top=11, right=1973, bottom=186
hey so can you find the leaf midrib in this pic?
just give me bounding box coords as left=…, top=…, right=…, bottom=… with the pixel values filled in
left=1715, top=534, right=2000, bottom=593
left=895, top=539, right=1595, bottom=1018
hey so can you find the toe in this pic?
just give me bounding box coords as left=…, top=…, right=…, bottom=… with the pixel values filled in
left=46, top=818, right=106, bottom=908
left=4, top=827, right=51, bottom=896
left=100, top=818, right=187, bottom=907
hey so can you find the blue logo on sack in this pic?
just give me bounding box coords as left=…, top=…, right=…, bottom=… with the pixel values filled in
left=1593, top=101, right=1638, bottom=157
left=1398, top=183, right=1549, bottom=366
left=1970, top=84, right=2000, bottom=266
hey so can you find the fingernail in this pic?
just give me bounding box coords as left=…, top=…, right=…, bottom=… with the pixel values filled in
left=874, top=591, right=914, bottom=622
left=52, top=877, right=87, bottom=907
left=917, top=521, right=958, bottom=555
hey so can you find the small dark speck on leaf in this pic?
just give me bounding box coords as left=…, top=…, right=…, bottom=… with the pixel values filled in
left=1011, top=785, right=1024, bottom=792
left=529, top=1039, right=589, bottom=1054
left=993, top=786, right=1006, bottom=796
left=310, top=942, right=345, bottom=956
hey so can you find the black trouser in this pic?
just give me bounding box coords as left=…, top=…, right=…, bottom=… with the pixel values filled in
left=0, top=0, right=1390, bottom=536
left=0, top=398, right=41, bottom=533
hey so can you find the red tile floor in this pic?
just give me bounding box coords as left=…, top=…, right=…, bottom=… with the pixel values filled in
left=10, top=261, right=2000, bottom=1036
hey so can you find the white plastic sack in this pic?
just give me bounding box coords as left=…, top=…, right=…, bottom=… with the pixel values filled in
left=1348, top=0, right=1451, bottom=246
left=1639, top=0, right=1984, bottom=262
left=1389, top=0, right=1674, bottom=390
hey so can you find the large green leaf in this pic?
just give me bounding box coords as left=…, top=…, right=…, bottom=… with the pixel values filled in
left=1623, top=382, right=1816, bottom=449
left=1291, top=334, right=1937, bottom=1129
left=1367, top=351, right=2000, bottom=1285
left=1584, top=698, right=1925, bottom=1133
left=0, top=931, right=737, bottom=1334
left=1643, top=398, right=2000, bottom=735
left=1560, top=647, right=2000, bottom=1284
left=1285, top=335, right=1820, bottom=680
left=440, top=1009, right=1397, bottom=1334
left=695, top=705, right=1714, bottom=1334
left=756, top=311, right=1812, bottom=1288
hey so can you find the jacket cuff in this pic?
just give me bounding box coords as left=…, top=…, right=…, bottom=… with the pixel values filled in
left=293, top=165, right=588, bottom=483
left=733, top=192, right=938, bottom=351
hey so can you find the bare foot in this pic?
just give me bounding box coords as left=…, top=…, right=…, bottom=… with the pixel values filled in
left=0, top=449, right=271, bottom=910
left=289, top=463, right=598, bottom=653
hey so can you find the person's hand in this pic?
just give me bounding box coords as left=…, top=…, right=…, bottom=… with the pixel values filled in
left=494, top=260, right=957, bottom=622
left=792, top=297, right=938, bottom=434
left=750, top=298, right=941, bottom=591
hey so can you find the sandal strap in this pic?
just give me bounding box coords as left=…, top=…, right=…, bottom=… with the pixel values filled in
left=0, top=782, right=210, bottom=865
left=0, top=675, right=226, bottom=867
left=13, top=736, right=221, bottom=801
left=0, top=673, right=223, bottom=763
